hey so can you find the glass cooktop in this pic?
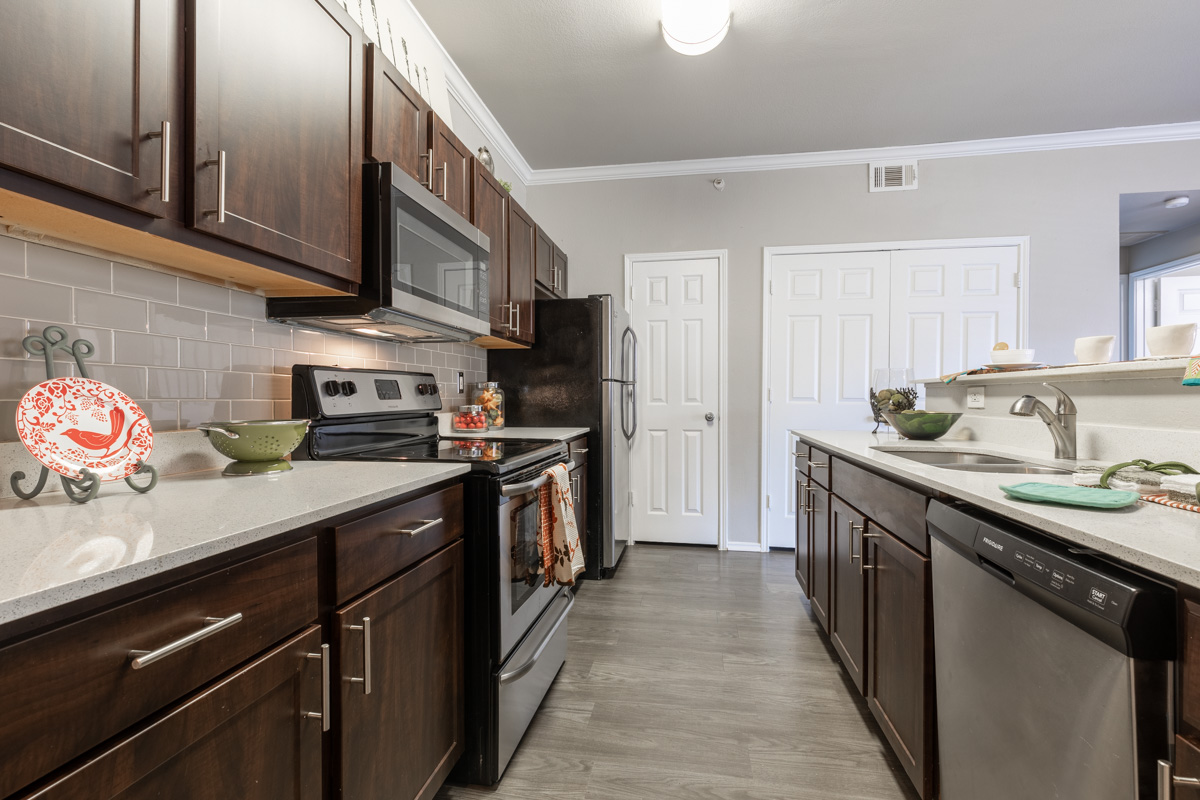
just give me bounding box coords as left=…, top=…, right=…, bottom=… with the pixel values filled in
left=344, top=437, right=565, bottom=474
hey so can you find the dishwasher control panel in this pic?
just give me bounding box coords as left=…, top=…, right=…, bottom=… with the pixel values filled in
left=974, top=527, right=1136, bottom=624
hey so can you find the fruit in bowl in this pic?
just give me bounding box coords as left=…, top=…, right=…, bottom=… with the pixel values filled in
left=881, top=410, right=964, bottom=441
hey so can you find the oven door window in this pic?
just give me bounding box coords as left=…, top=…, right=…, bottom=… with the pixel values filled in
left=509, top=496, right=545, bottom=613
left=391, top=189, right=489, bottom=322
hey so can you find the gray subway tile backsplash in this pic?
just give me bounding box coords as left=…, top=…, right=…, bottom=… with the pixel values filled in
left=0, top=233, right=485, bottom=439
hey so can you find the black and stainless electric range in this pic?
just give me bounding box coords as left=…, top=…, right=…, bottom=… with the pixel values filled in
left=291, top=365, right=575, bottom=786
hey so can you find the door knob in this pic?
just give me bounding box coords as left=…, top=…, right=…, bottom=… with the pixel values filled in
left=705, top=412, right=715, bottom=423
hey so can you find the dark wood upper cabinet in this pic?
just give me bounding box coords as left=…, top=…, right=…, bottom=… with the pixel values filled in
left=189, top=0, right=362, bottom=283
left=364, top=44, right=430, bottom=185
left=534, top=227, right=568, bottom=299
left=472, top=161, right=509, bottom=338
left=829, top=496, right=867, bottom=694
left=336, top=542, right=465, bottom=800
left=17, top=626, right=325, bottom=800
left=430, top=112, right=472, bottom=222
left=507, top=196, right=537, bottom=345
left=809, top=485, right=832, bottom=633
left=865, top=523, right=934, bottom=799
left=0, top=0, right=181, bottom=218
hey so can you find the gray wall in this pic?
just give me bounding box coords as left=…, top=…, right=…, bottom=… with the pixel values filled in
left=1127, top=219, right=1200, bottom=273
left=526, top=139, right=1200, bottom=547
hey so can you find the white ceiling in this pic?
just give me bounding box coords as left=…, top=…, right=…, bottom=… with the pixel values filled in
left=1120, top=191, right=1200, bottom=245
left=410, top=0, right=1200, bottom=170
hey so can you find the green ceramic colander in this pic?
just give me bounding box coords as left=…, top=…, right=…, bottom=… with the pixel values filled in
left=198, top=419, right=310, bottom=476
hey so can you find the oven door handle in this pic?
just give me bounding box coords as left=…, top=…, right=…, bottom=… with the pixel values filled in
left=499, top=591, right=574, bottom=685
left=500, top=461, right=575, bottom=497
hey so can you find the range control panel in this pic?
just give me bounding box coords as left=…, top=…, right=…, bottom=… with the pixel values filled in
left=973, top=527, right=1137, bottom=625
left=309, top=368, right=443, bottom=417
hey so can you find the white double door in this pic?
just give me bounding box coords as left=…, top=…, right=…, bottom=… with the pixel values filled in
left=763, top=245, right=1021, bottom=548
left=630, top=255, right=721, bottom=546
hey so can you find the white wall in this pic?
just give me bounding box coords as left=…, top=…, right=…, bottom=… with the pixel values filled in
left=526, top=139, right=1200, bottom=547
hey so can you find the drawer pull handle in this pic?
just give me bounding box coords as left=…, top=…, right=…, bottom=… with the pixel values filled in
left=348, top=616, right=372, bottom=695
left=1159, top=759, right=1200, bottom=798
left=574, top=448, right=589, bottom=453
left=304, top=643, right=331, bottom=731
left=146, top=120, right=170, bottom=202
left=808, top=461, right=827, bottom=469
left=398, top=518, right=443, bottom=537
left=203, top=150, right=226, bottom=223
left=129, top=613, right=243, bottom=669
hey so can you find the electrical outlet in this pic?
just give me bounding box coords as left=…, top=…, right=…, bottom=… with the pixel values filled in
left=967, top=386, right=985, bottom=409
left=457, top=371, right=465, bottom=393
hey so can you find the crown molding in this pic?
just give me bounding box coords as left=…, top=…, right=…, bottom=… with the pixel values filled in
left=524, top=120, right=1200, bottom=186
left=404, top=1, right=535, bottom=185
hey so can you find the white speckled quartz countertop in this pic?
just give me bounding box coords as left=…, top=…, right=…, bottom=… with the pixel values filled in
left=793, top=430, right=1200, bottom=587
left=0, top=461, right=469, bottom=626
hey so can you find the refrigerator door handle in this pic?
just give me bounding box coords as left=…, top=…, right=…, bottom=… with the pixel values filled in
left=621, top=327, right=638, bottom=441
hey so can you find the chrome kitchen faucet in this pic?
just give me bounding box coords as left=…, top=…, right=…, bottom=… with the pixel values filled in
left=1009, top=383, right=1077, bottom=460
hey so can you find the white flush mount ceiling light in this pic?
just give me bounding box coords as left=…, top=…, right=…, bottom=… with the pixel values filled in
left=1165, top=196, right=1191, bottom=209
left=661, top=0, right=731, bottom=56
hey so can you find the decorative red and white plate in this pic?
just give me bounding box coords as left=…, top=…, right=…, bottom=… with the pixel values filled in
left=16, top=377, right=153, bottom=481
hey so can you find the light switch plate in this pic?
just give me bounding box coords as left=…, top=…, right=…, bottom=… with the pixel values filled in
left=967, top=386, right=985, bottom=409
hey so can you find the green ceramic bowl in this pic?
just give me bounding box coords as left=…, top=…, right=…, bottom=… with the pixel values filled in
left=198, top=420, right=310, bottom=475
left=881, top=411, right=963, bottom=441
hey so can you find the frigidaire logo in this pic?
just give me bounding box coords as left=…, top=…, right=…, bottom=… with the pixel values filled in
left=982, top=536, right=1004, bottom=552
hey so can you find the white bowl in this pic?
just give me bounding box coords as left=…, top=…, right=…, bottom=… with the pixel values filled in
left=1074, top=335, right=1115, bottom=364
left=1147, top=323, right=1198, bottom=357
left=990, top=348, right=1036, bottom=364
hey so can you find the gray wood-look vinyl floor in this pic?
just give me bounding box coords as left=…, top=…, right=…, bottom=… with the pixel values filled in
left=437, top=544, right=920, bottom=800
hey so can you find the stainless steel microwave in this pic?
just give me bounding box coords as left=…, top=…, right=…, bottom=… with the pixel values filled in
left=268, top=163, right=490, bottom=343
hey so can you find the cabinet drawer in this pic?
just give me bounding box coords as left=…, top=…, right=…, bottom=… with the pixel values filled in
left=832, top=457, right=929, bottom=554
left=794, top=443, right=810, bottom=478
left=808, top=447, right=832, bottom=489
left=334, top=483, right=465, bottom=604
left=568, top=435, right=589, bottom=467
left=0, top=538, right=318, bottom=799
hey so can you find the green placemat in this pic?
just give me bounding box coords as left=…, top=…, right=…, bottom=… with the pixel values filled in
left=999, top=482, right=1141, bottom=509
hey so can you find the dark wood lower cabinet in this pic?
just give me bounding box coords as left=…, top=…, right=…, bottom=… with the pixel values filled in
left=795, top=475, right=811, bottom=596
left=865, top=523, right=934, bottom=800
left=809, top=485, right=832, bottom=633
left=18, top=626, right=324, bottom=800
left=572, top=461, right=589, bottom=560
left=336, top=541, right=464, bottom=800
left=829, top=496, right=867, bottom=694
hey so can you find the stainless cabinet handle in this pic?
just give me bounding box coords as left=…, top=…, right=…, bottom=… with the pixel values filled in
left=808, top=461, right=827, bottom=469
left=571, top=474, right=580, bottom=503
left=398, top=518, right=442, bottom=537
left=803, top=486, right=815, bottom=512
left=146, top=120, right=170, bottom=202
left=1159, top=759, right=1200, bottom=798
left=304, top=643, right=331, bottom=731
left=574, top=448, right=589, bottom=453
left=850, top=523, right=864, bottom=562
left=203, top=150, right=226, bottom=222
left=347, top=616, right=372, bottom=695
left=792, top=450, right=806, bottom=457
left=435, top=162, right=448, bottom=198
left=861, top=531, right=883, bottom=574
left=130, top=613, right=243, bottom=669
left=514, top=303, right=521, bottom=335
left=420, top=148, right=433, bottom=189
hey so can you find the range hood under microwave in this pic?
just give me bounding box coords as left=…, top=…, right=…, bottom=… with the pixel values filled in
left=268, top=162, right=490, bottom=344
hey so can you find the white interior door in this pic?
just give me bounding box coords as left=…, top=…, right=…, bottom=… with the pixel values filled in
left=630, top=256, right=720, bottom=545
left=763, top=251, right=891, bottom=548
left=888, top=247, right=1021, bottom=380
left=1159, top=276, right=1200, bottom=332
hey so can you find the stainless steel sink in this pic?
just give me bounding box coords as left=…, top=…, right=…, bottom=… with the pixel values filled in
left=876, top=449, right=1073, bottom=475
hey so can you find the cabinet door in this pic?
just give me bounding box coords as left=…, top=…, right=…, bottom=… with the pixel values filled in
left=507, top=197, right=537, bottom=345
left=795, top=474, right=811, bottom=597
left=865, top=524, right=934, bottom=800
left=430, top=113, right=472, bottom=222
left=365, top=44, right=430, bottom=185
left=473, top=162, right=510, bottom=338
left=552, top=246, right=569, bottom=298
left=571, top=462, right=589, bottom=560
left=337, top=542, right=464, bottom=800
left=190, top=0, right=362, bottom=282
left=829, top=496, right=868, bottom=694
left=809, top=485, right=831, bottom=633
left=0, top=0, right=180, bottom=217
left=18, top=626, right=325, bottom=800
left=534, top=227, right=555, bottom=295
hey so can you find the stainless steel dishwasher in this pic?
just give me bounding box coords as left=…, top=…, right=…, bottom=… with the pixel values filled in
left=927, top=501, right=1175, bottom=800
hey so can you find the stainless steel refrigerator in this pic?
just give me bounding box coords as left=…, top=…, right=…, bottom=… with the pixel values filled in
left=487, top=295, right=636, bottom=578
